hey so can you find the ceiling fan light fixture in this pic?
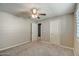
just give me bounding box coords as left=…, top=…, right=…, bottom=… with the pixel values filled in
left=31, top=8, right=39, bottom=18
left=32, top=8, right=38, bottom=15
left=32, top=14, right=38, bottom=18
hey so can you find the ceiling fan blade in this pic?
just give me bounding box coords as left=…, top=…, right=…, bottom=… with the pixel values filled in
left=39, top=13, right=46, bottom=16
left=37, top=16, right=40, bottom=19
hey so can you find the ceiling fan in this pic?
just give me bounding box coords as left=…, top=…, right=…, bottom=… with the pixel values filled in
left=16, top=8, right=46, bottom=19
left=31, top=8, right=46, bottom=19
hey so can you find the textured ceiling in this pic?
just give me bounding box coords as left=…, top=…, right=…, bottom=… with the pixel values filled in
left=0, top=3, right=75, bottom=20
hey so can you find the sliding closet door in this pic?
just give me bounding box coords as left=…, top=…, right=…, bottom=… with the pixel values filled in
left=41, top=21, right=50, bottom=41
left=50, top=20, right=61, bottom=45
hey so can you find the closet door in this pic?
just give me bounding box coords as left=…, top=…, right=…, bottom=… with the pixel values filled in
left=41, top=21, right=50, bottom=41
left=50, top=20, right=61, bottom=45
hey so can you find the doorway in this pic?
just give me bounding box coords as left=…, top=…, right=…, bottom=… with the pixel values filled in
left=38, top=23, right=41, bottom=40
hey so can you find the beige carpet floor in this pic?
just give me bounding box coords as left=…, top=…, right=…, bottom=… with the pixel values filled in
left=0, top=41, right=74, bottom=56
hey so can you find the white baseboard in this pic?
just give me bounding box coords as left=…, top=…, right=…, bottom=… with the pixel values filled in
left=0, top=41, right=30, bottom=52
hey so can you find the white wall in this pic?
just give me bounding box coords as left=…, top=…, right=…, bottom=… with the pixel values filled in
left=0, top=12, right=32, bottom=50
left=40, top=14, right=74, bottom=48
left=60, top=14, right=74, bottom=48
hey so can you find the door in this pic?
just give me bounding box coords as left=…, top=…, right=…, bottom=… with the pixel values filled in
left=50, top=20, right=61, bottom=45
left=41, top=21, right=50, bottom=41
left=32, top=22, right=38, bottom=41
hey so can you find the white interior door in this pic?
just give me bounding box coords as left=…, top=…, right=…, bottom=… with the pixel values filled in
left=32, top=22, right=38, bottom=41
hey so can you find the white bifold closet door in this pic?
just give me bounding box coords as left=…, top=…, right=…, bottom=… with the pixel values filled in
left=32, top=22, right=38, bottom=41
left=41, top=20, right=61, bottom=45
left=41, top=21, right=50, bottom=41
left=50, top=20, right=61, bottom=45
